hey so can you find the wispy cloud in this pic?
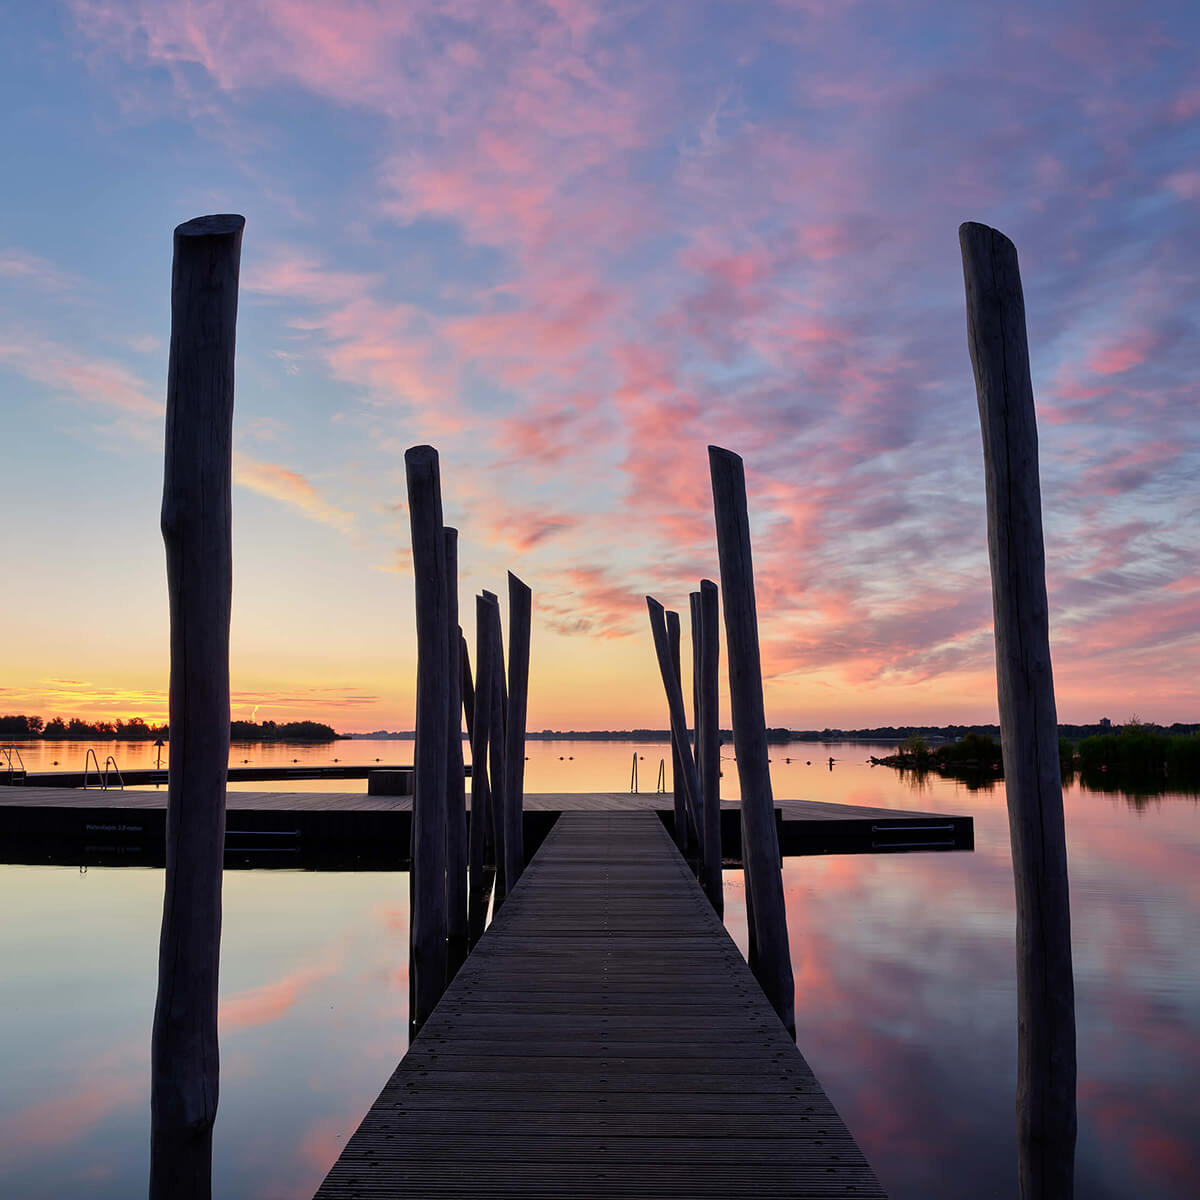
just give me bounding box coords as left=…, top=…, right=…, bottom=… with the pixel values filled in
left=233, top=452, right=355, bottom=532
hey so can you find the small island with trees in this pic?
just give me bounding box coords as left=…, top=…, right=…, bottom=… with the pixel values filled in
left=875, top=718, right=1200, bottom=794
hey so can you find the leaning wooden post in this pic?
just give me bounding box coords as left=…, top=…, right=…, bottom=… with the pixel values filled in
left=151, top=213, right=243, bottom=1200
left=468, top=596, right=494, bottom=946
left=646, top=598, right=704, bottom=860
left=444, top=529, right=468, bottom=979
left=405, top=446, right=450, bottom=1031
left=960, top=221, right=1077, bottom=1200
left=504, top=573, right=531, bottom=889
left=708, top=446, right=794, bottom=1036
left=666, top=609, right=689, bottom=851
left=461, top=631, right=475, bottom=742
left=693, top=581, right=724, bottom=915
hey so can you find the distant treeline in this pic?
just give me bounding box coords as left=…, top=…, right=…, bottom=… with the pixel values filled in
left=879, top=721, right=1200, bottom=795
left=0, top=714, right=339, bottom=743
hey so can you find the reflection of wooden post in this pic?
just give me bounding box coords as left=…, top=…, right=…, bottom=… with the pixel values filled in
left=504, top=573, right=531, bottom=888
left=693, top=581, right=723, bottom=916
left=708, top=446, right=794, bottom=1037
left=468, top=596, right=493, bottom=946
left=151, top=213, right=243, bottom=1200
left=646, top=598, right=704, bottom=855
left=444, top=529, right=467, bottom=979
left=960, top=221, right=1076, bottom=1200
left=405, top=445, right=449, bottom=1032
left=667, top=609, right=689, bottom=851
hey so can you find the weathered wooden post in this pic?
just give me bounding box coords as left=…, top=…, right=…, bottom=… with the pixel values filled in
left=461, top=631, right=475, bottom=741
left=482, top=594, right=510, bottom=907
left=645, top=598, right=704, bottom=859
left=405, top=445, right=449, bottom=1031
left=667, top=609, right=689, bottom=851
left=504, top=572, right=531, bottom=889
left=692, top=581, right=723, bottom=916
left=151, top=213, right=243, bottom=1200
left=960, top=221, right=1077, bottom=1200
left=468, top=596, right=494, bottom=946
left=708, top=445, right=794, bottom=1037
left=444, top=529, right=468, bottom=979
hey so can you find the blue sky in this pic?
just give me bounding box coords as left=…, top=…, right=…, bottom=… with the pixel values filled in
left=2, top=0, right=1198, bottom=730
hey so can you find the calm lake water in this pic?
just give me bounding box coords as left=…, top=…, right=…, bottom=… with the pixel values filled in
left=1, top=737, right=1198, bottom=1197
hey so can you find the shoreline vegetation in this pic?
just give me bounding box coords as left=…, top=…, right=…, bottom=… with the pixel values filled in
left=0, top=714, right=337, bottom=743
left=874, top=720, right=1200, bottom=796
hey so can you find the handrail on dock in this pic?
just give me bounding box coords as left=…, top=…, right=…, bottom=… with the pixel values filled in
left=104, top=755, right=124, bottom=790
left=1, top=746, right=26, bottom=785
left=629, top=749, right=638, bottom=793
left=82, top=749, right=123, bottom=790
left=656, top=755, right=666, bottom=793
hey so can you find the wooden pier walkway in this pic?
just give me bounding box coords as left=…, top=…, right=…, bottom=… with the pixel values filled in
left=315, top=810, right=885, bottom=1198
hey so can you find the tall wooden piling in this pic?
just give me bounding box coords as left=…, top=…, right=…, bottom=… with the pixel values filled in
left=667, top=609, right=689, bottom=851
left=692, top=581, right=724, bottom=915
left=405, top=446, right=450, bottom=1032
left=960, top=221, right=1077, bottom=1200
left=645, top=598, right=704, bottom=864
left=444, top=529, right=468, bottom=979
left=482, top=594, right=510, bottom=906
left=504, top=573, right=531, bottom=889
left=708, top=445, right=794, bottom=1037
left=151, top=213, right=244, bottom=1200
left=468, top=596, right=494, bottom=945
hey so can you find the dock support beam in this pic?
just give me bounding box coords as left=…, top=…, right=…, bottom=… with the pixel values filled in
left=405, top=446, right=449, bottom=1033
left=960, top=221, right=1076, bottom=1200
left=151, top=213, right=244, bottom=1200
left=708, top=445, right=794, bottom=1037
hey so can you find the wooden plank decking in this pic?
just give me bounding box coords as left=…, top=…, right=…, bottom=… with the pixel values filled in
left=315, top=810, right=886, bottom=1199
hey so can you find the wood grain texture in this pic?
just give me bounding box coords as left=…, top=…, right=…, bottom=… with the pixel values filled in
left=645, top=599, right=704, bottom=858
left=151, top=212, right=243, bottom=1200
left=708, top=446, right=795, bottom=1037
left=960, top=221, right=1076, bottom=1200
left=667, top=608, right=689, bottom=852
left=314, top=811, right=885, bottom=1199
left=405, top=446, right=450, bottom=1030
left=503, top=572, right=531, bottom=887
left=483, top=594, right=510, bottom=907
left=444, top=529, right=468, bottom=979
left=469, top=595, right=495, bottom=945
left=694, top=580, right=724, bottom=915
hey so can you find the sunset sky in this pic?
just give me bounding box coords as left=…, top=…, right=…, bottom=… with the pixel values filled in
left=2, top=0, right=1198, bottom=732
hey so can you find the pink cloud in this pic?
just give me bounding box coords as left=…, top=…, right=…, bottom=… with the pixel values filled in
left=233, top=453, right=355, bottom=531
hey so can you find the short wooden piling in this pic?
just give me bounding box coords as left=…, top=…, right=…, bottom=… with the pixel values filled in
left=693, top=580, right=724, bottom=915
left=405, top=446, right=450, bottom=1032
left=667, top=609, right=689, bottom=851
left=503, top=573, right=531, bottom=888
left=444, top=529, right=467, bottom=979
left=960, top=221, right=1077, bottom=1200
left=708, top=445, right=794, bottom=1036
left=645, top=598, right=704, bottom=867
left=151, top=213, right=244, bottom=1200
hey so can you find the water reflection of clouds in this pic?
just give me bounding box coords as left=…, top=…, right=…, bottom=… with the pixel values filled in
left=766, top=774, right=1200, bottom=1199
